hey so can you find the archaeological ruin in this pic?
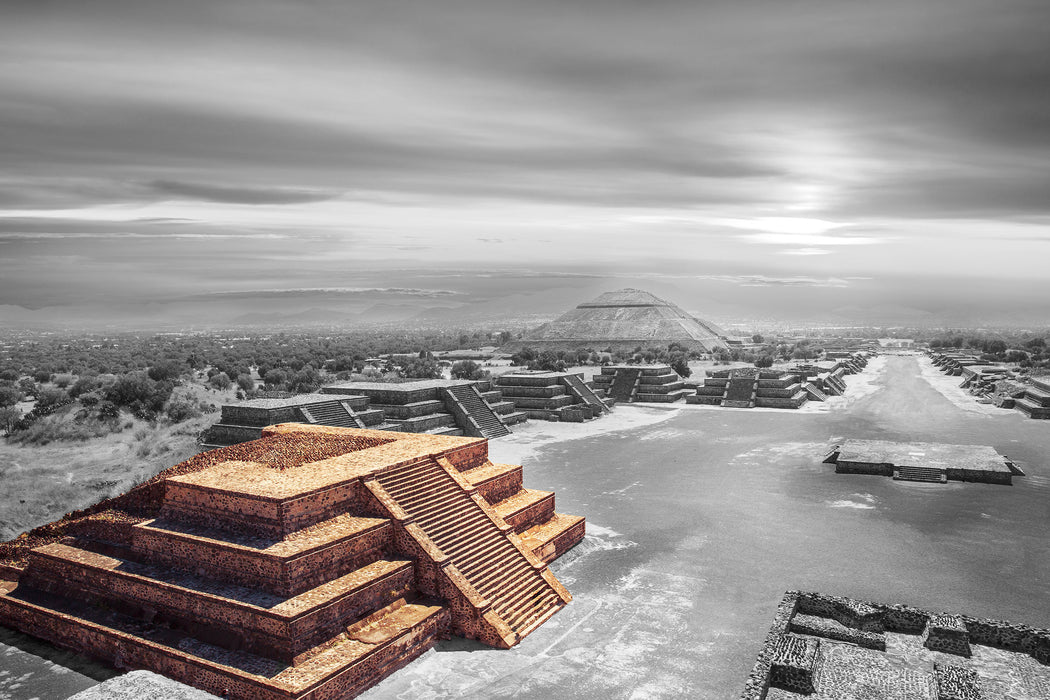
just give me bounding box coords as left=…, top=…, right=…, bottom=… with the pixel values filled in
left=742, top=590, right=1050, bottom=699
left=201, top=379, right=527, bottom=449
left=0, top=425, right=584, bottom=699
left=687, top=353, right=870, bottom=409
left=591, top=364, right=693, bottom=403
left=824, top=439, right=1023, bottom=485
left=500, top=288, right=730, bottom=353
left=493, top=370, right=610, bottom=421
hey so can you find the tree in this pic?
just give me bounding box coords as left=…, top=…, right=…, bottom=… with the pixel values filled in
left=402, top=358, right=441, bottom=379
left=288, top=367, right=321, bottom=393
left=236, top=373, right=255, bottom=392
left=451, top=360, right=488, bottom=380
left=0, top=369, right=18, bottom=382
left=208, top=372, right=232, bottom=390
left=669, top=353, right=691, bottom=378
left=754, top=355, right=774, bottom=368
left=752, top=334, right=764, bottom=344
left=0, top=384, right=23, bottom=407
left=0, top=406, right=20, bottom=434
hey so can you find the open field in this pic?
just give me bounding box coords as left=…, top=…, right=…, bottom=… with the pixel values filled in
left=2, top=355, right=1049, bottom=699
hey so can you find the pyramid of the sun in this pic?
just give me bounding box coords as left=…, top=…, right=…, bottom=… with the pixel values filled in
left=504, top=288, right=729, bottom=353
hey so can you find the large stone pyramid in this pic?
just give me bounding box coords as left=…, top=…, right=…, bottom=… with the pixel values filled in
left=504, top=288, right=729, bottom=353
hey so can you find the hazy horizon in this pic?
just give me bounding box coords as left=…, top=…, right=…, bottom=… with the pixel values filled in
left=2, top=0, right=1049, bottom=329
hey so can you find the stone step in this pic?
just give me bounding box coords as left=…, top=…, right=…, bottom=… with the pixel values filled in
left=0, top=579, right=449, bottom=700
left=519, top=513, right=586, bottom=564
left=462, top=462, right=524, bottom=504
left=373, top=458, right=564, bottom=644
left=131, top=514, right=392, bottom=597
left=22, top=542, right=415, bottom=664
left=893, top=465, right=946, bottom=483
left=494, top=489, right=555, bottom=533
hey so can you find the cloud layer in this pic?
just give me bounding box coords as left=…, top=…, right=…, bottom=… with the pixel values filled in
left=1, top=0, right=1048, bottom=323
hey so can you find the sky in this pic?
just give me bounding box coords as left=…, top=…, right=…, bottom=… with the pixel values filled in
left=1, top=0, right=1049, bottom=329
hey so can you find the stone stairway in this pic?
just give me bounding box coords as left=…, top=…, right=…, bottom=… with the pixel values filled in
left=299, top=400, right=364, bottom=428
left=373, top=457, right=564, bottom=642
left=803, top=382, right=829, bottom=402
left=893, top=465, right=946, bottom=483
left=722, top=375, right=758, bottom=408
left=561, top=373, right=609, bottom=413
left=608, top=368, right=642, bottom=402
left=443, top=384, right=511, bottom=439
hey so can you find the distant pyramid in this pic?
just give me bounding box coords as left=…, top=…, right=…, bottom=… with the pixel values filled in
left=503, top=288, right=729, bottom=353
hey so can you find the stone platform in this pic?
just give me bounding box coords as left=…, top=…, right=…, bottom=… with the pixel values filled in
left=824, top=439, right=1022, bottom=485
left=743, top=591, right=1050, bottom=700
left=0, top=425, right=584, bottom=699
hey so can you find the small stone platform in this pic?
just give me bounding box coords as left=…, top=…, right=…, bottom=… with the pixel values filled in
left=743, top=591, right=1050, bottom=700
left=824, top=439, right=1022, bottom=485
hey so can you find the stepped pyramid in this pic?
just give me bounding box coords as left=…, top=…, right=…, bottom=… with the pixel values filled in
left=503, top=288, right=729, bottom=353
left=0, top=425, right=584, bottom=699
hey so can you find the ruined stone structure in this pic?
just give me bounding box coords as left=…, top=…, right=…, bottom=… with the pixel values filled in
left=742, top=591, right=1050, bottom=700
left=689, top=368, right=808, bottom=409
left=687, top=353, right=869, bottom=410
left=1014, top=377, right=1050, bottom=420
left=322, top=380, right=524, bottom=440
left=591, top=364, right=692, bottom=403
left=0, top=425, right=584, bottom=699
left=501, top=288, right=729, bottom=353
left=493, top=371, right=610, bottom=421
left=200, top=394, right=388, bottom=448
left=824, top=439, right=1023, bottom=485
left=202, top=380, right=527, bottom=449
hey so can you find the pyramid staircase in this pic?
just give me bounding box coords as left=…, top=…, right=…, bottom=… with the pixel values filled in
left=803, top=382, right=829, bottom=402
left=607, top=368, right=642, bottom=402
left=721, top=374, right=759, bottom=408
left=893, top=465, right=946, bottom=483
left=299, top=400, right=365, bottom=428
left=371, top=456, right=567, bottom=644
left=561, top=374, right=609, bottom=414
left=441, top=384, right=511, bottom=439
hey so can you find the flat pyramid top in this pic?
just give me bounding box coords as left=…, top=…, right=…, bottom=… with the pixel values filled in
left=577, top=288, right=671, bottom=308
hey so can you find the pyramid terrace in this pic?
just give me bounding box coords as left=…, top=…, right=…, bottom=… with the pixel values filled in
left=0, top=425, right=584, bottom=699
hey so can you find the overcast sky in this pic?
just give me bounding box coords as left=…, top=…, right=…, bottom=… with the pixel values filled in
left=2, top=0, right=1048, bottom=327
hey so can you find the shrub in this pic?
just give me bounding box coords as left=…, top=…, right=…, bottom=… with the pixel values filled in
left=165, top=397, right=202, bottom=423
left=755, top=355, right=774, bottom=368
left=0, top=369, right=18, bottom=382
